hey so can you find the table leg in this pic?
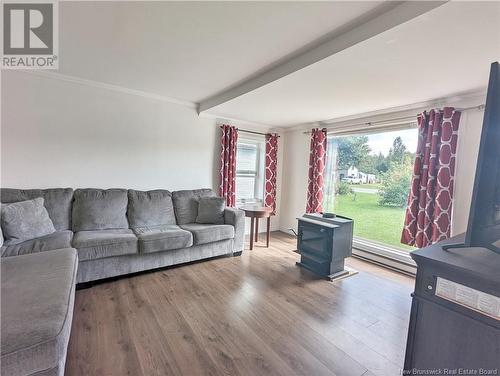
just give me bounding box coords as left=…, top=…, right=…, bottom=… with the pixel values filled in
left=255, top=218, right=259, bottom=242
left=266, top=217, right=270, bottom=248
left=250, top=217, right=254, bottom=250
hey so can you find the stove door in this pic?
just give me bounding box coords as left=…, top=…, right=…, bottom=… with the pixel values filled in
left=298, top=221, right=332, bottom=261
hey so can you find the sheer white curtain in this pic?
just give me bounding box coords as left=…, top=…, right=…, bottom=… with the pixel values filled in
left=323, top=137, right=338, bottom=213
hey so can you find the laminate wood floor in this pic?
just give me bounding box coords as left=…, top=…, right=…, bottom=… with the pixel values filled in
left=65, top=231, right=415, bottom=376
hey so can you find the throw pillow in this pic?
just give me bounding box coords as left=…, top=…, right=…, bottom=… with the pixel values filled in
left=172, top=189, right=216, bottom=224
left=195, top=197, right=226, bottom=224
left=1, top=198, right=56, bottom=245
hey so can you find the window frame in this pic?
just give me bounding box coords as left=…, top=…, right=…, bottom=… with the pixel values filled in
left=323, top=122, right=419, bottom=274
left=235, top=135, right=266, bottom=205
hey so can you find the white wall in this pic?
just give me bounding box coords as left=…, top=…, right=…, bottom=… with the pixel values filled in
left=1, top=71, right=220, bottom=191
left=0, top=71, right=283, bottom=232
left=279, top=98, right=486, bottom=238
left=279, top=130, right=310, bottom=234
left=2, top=69, right=482, bottom=239
left=452, top=107, right=484, bottom=235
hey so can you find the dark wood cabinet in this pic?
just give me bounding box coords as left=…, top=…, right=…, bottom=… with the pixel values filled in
left=404, top=234, right=500, bottom=371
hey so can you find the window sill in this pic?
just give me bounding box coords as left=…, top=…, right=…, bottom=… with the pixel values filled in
left=237, top=199, right=263, bottom=206
left=352, top=237, right=417, bottom=275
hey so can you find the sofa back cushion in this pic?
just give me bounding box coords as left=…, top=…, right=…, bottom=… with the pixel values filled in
left=172, top=189, right=216, bottom=225
left=72, top=189, right=129, bottom=231
left=127, top=190, right=176, bottom=228
left=196, top=197, right=225, bottom=224
left=1, top=198, right=56, bottom=245
left=0, top=188, right=73, bottom=230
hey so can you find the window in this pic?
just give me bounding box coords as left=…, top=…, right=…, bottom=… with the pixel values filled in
left=323, top=127, right=418, bottom=254
left=236, top=136, right=265, bottom=204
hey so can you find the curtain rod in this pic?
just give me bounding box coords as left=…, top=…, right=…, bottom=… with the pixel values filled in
left=302, top=104, right=485, bottom=135
left=238, top=129, right=280, bottom=137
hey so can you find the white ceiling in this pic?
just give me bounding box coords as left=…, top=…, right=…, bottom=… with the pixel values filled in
left=208, top=1, right=500, bottom=127
left=59, top=1, right=382, bottom=103
left=57, top=1, right=500, bottom=128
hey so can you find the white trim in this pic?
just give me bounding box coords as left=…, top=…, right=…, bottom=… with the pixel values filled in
left=203, top=113, right=275, bottom=131
left=13, top=70, right=278, bottom=131
left=14, top=68, right=484, bottom=135
left=328, top=120, right=417, bottom=136
left=319, top=88, right=486, bottom=126
left=17, top=70, right=198, bottom=109
left=283, top=88, right=487, bottom=133
left=237, top=132, right=266, bottom=143
left=236, top=198, right=263, bottom=206
left=236, top=137, right=266, bottom=203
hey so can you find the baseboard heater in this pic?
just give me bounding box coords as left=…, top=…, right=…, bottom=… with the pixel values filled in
left=352, top=246, right=417, bottom=276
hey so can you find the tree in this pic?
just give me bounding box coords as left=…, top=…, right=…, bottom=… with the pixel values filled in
left=337, top=136, right=371, bottom=170
left=336, top=181, right=353, bottom=195
left=388, top=136, right=407, bottom=164
left=358, top=155, right=377, bottom=175
left=374, top=152, right=389, bottom=174
left=378, top=157, right=413, bottom=207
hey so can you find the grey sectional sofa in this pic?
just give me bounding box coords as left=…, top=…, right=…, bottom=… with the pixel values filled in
left=0, top=187, right=245, bottom=283
left=1, top=248, right=77, bottom=376
left=1, top=187, right=244, bottom=376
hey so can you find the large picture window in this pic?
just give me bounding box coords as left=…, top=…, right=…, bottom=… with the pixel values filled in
left=323, top=127, right=418, bottom=252
left=236, top=137, right=265, bottom=204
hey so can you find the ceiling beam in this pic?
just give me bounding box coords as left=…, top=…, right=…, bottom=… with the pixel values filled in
left=198, top=1, right=446, bottom=113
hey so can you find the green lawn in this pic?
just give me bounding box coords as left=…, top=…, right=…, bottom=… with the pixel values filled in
left=357, top=183, right=382, bottom=189
left=333, top=192, right=415, bottom=251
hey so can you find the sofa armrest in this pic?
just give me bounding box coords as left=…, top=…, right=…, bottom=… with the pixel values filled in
left=224, top=207, right=245, bottom=252
left=0, top=226, right=4, bottom=257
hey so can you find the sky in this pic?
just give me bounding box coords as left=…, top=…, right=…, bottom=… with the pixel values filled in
left=366, top=128, right=418, bottom=156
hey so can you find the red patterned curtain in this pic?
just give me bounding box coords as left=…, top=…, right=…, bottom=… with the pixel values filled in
left=264, top=133, right=279, bottom=214
left=401, top=107, right=461, bottom=248
left=219, top=124, right=238, bottom=207
left=306, top=128, right=327, bottom=213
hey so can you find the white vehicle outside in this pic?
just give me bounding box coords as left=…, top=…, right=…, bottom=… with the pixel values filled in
left=341, top=176, right=362, bottom=184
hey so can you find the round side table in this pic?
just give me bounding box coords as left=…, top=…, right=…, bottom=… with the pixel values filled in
left=241, top=206, right=273, bottom=250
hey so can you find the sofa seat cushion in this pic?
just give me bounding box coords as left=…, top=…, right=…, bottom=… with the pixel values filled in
left=1, top=248, right=78, bottom=376
left=1, top=231, right=73, bottom=258
left=133, top=225, right=193, bottom=253
left=180, top=224, right=235, bottom=245
left=72, top=229, right=138, bottom=261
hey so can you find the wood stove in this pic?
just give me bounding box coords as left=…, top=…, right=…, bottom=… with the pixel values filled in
left=296, top=213, right=353, bottom=280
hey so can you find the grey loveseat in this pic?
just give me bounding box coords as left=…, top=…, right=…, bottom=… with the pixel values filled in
left=1, top=187, right=244, bottom=376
